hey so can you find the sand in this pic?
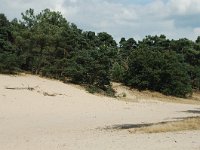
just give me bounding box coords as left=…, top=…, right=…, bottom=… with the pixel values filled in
left=0, top=74, right=200, bottom=150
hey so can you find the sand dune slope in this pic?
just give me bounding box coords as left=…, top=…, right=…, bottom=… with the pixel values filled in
left=0, top=74, right=200, bottom=150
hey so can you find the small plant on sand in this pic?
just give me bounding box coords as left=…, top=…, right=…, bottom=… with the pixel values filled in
left=122, top=92, right=126, bottom=97
left=86, top=85, right=115, bottom=97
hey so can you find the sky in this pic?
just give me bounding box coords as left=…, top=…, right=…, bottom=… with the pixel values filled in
left=1, top=0, right=200, bottom=41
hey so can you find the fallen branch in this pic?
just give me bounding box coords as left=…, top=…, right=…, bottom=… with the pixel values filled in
left=5, top=86, right=35, bottom=91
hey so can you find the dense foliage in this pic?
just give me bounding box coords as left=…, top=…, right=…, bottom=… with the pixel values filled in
left=0, top=9, right=200, bottom=97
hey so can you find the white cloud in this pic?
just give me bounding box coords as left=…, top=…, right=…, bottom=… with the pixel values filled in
left=168, top=0, right=200, bottom=15
left=0, top=0, right=200, bottom=41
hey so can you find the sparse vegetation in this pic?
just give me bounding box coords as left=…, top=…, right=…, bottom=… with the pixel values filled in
left=86, top=85, right=115, bottom=97
left=104, top=116, right=200, bottom=133
left=128, top=117, right=200, bottom=134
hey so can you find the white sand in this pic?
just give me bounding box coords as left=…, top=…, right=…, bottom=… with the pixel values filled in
left=0, top=74, right=200, bottom=150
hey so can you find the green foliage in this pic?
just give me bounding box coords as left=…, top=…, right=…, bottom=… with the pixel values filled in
left=0, top=13, right=20, bottom=73
left=159, top=52, right=192, bottom=97
left=0, top=52, right=20, bottom=73
left=119, top=37, right=137, bottom=60
left=86, top=85, right=100, bottom=94
left=123, top=47, right=192, bottom=98
left=86, top=85, right=115, bottom=97
left=0, top=9, right=199, bottom=98
left=64, top=46, right=115, bottom=90
left=188, top=65, right=200, bottom=90
left=111, top=62, right=125, bottom=82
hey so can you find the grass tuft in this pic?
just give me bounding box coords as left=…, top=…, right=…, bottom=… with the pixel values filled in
left=128, top=117, right=200, bottom=134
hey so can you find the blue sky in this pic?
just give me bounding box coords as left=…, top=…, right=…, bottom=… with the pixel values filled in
left=1, top=0, right=200, bottom=41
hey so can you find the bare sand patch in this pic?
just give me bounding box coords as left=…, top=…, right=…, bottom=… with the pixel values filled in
left=0, top=74, right=200, bottom=150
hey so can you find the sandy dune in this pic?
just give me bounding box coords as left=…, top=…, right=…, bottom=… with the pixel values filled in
left=0, top=74, right=200, bottom=150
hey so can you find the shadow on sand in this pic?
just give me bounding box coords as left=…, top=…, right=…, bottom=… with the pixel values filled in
left=104, top=115, right=200, bottom=130
left=105, top=121, right=171, bottom=130
left=183, top=109, right=200, bottom=114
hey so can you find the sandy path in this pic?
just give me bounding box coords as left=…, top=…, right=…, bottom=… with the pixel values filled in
left=0, top=74, right=200, bottom=150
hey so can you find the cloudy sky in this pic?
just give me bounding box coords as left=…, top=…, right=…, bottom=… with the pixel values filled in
left=1, top=0, right=200, bottom=41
